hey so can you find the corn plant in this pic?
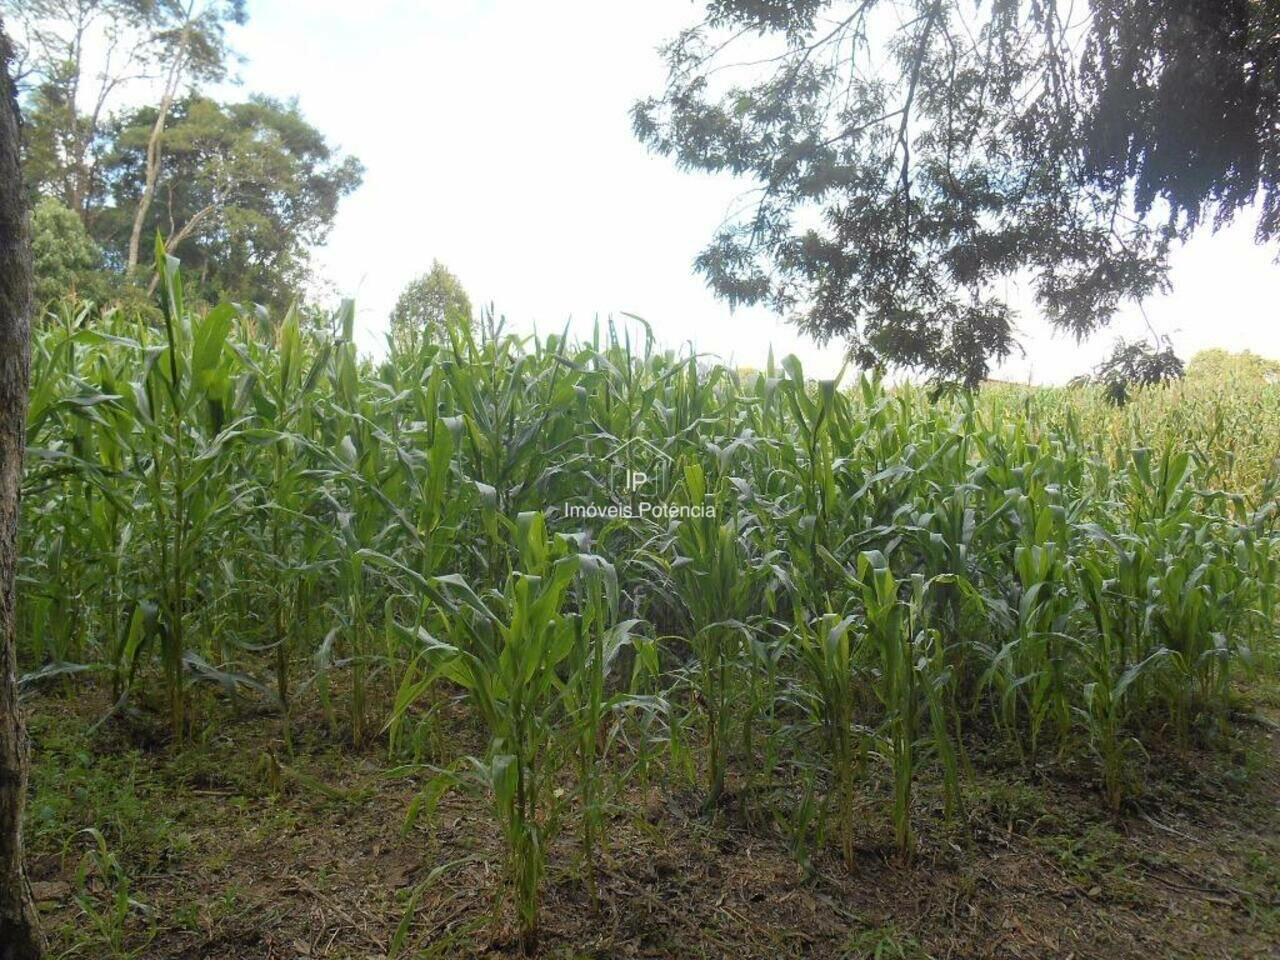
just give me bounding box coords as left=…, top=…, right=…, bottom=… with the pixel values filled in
left=66, top=828, right=155, bottom=959
left=240, top=306, right=331, bottom=717
left=791, top=611, right=864, bottom=869
left=562, top=553, right=638, bottom=906
left=17, top=245, right=1280, bottom=905
left=391, top=513, right=593, bottom=954
left=657, top=463, right=762, bottom=808
left=1074, top=556, right=1169, bottom=810
left=124, top=242, right=247, bottom=739
left=855, top=555, right=962, bottom=857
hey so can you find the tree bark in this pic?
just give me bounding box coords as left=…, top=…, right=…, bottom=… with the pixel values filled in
left=123, top=66, right=177, bottom=273
left=0, top=17, right=44, bottom=960
left=125, top=6, right=196, bottom=274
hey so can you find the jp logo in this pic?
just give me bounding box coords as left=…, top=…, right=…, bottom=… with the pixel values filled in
left=606, top=436, right=673, bottom=496
left=564, top=435, right=714, bottom=522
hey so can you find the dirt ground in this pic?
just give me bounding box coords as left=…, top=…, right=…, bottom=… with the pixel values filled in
left=21, top=682, right=1280, bottom=960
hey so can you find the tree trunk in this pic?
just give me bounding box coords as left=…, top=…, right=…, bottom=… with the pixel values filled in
left=125, top=10, right=195, bottom=274
left=0, top=19, right=44, bottom=960
left=123, top=79, right=176, bottom=274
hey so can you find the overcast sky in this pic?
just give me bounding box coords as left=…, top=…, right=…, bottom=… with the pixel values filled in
left=216, top=0, right=1280, bottom=383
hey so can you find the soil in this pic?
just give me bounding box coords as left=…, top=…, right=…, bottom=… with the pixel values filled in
left=21, top=682, right=1280, bottom=960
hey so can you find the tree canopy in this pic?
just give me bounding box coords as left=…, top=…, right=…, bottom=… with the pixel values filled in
left=635, top=0, right=1280, bottom=384
left=6, top=0, right=362, bottom=313
left=388, top=261, right=472, bottom=354
left=1083, top=336, right=1184, bottom=405
left=1186, top=348, right=1280, bottom=385
left=4, top=0, right=246, bottom=221
left=31, top=197, right=103, bottom=304
left=95, top=95, right=363, bottom=310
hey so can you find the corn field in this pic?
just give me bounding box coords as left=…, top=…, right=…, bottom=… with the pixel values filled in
left=20, top=248, right=1280, bottom=952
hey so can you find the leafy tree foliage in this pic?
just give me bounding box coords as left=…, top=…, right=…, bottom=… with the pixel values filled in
left=8, top=2, right=360, bottom=312
left=635, top=1, right=1280, bottom=384
left=1083, top=337, right=1184, bottom=405
left=1186, top=349, right=1280, bottom=385
left=389, top=261, right=472, bottom=354
left=4, top=0, right=246, bottom=221
left=92, top=95, right=363, bottom=311
left=31, top=197, right=103, bottom=305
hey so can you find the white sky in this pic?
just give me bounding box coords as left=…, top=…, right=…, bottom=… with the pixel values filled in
left=213, top=0, right=1280, bottom=383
